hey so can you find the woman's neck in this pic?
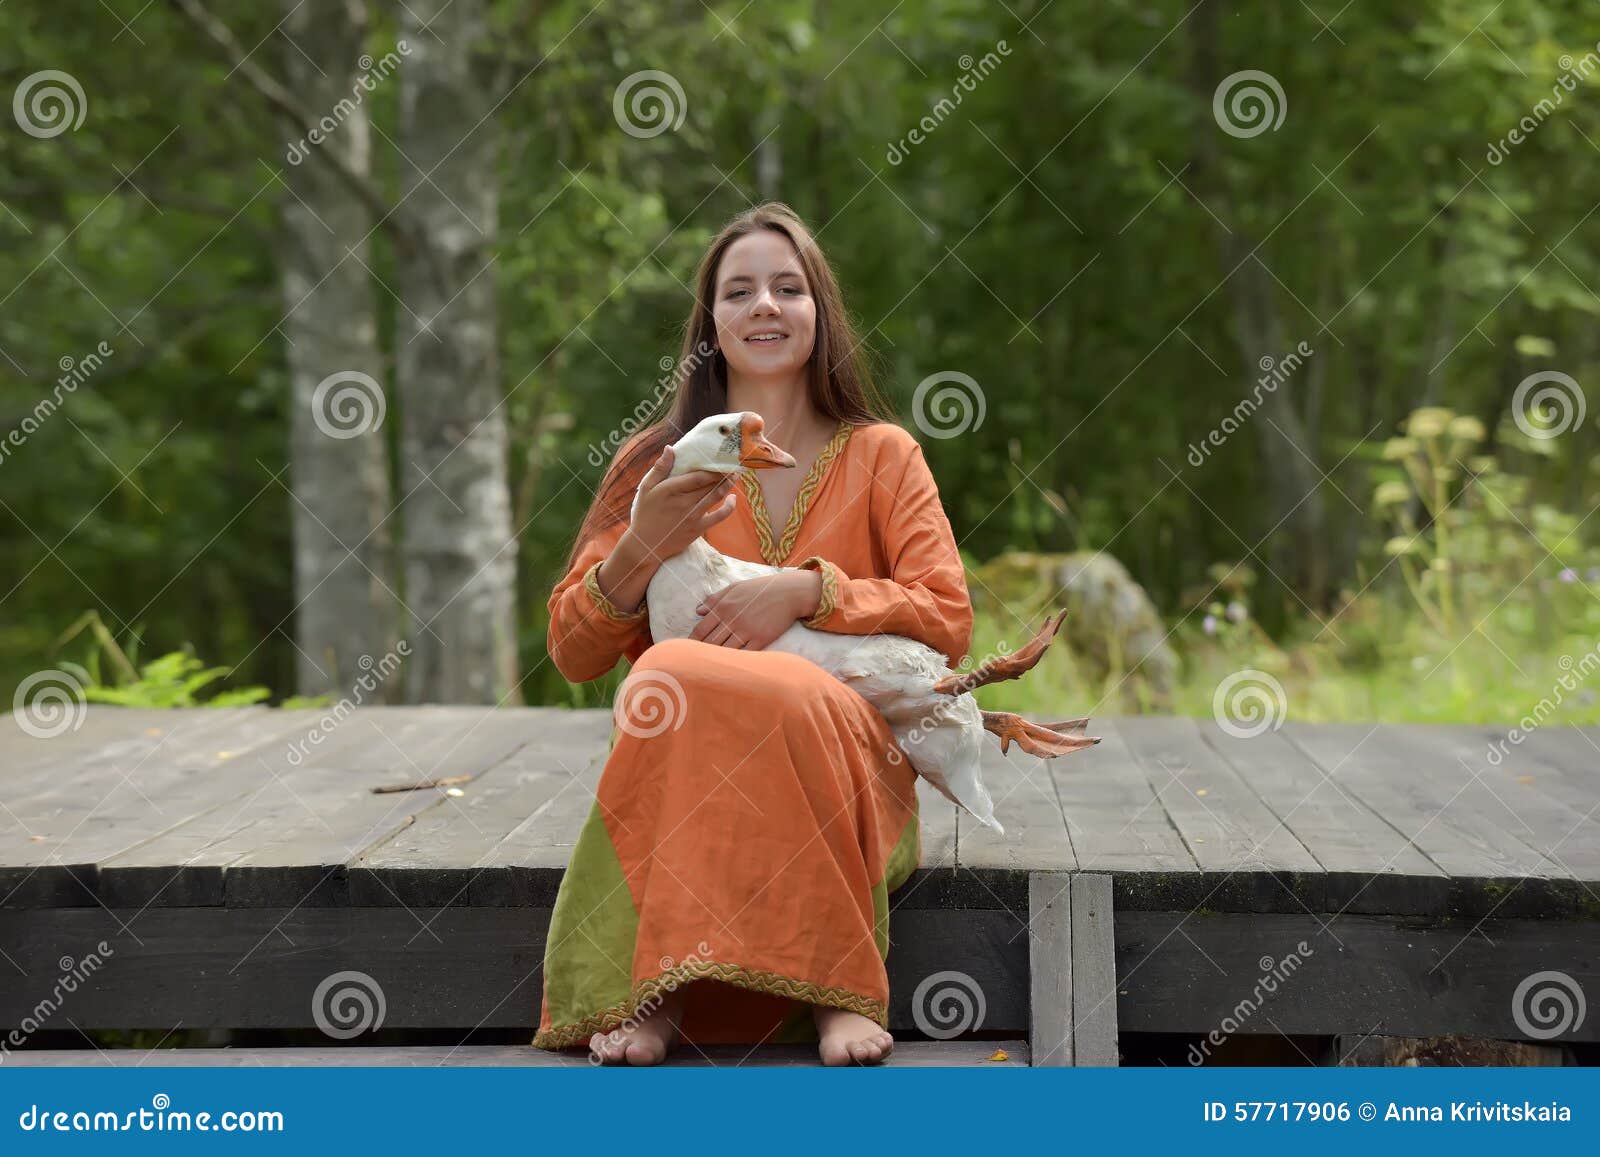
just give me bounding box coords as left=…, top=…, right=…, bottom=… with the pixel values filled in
left=725, top=371, right=831, bottom=448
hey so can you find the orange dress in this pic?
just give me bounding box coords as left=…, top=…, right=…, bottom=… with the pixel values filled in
left=532, top=419, right=973, bottom=1048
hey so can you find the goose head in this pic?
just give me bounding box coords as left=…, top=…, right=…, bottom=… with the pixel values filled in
left=669, top=412, right=796, bottom=476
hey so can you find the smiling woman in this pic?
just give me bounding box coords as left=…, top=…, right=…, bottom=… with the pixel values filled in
left=535, top=203, right=974, bottom=1066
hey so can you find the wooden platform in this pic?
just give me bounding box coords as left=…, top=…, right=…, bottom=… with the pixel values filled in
left=0, top=1040, right=1030, bottom=1067
left=2, top=706, right=1597, bottom=1064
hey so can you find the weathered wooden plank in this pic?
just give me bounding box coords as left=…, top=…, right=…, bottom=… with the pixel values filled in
left=220, top=709, right=538, bottom=907
left=0, top=1039, right=1030, bottom=1067
left=1028, top=872, right=1072, bottom=1066
left=90, top=709, right=490, bottom=907
left=958, top=744, right=1076, bottom=872
left=1386, top=723, right=1600, bottom=879
left=1117, top=716, right=1321, bottom=875
left=471, top=716, right=614, bottom=878
left=1049, top=716, right=1197, bottom=874
left=1285, top=722, right=1565, bottom=891
left=356, top=710, right=621, bottom=908
left=0, top=708, right=322, bottom=907
left=1070, top=873, right=1119, bottom=1067
left=1115, top=910, right=1600, bottom=1042
left=1200, top=721, right=1452, bottom=915
left=0, top=905, right=1032, bottom=1035
left=1494, top=725, right=1600, bottom=822
left=0, top=707, right=206, bottom=781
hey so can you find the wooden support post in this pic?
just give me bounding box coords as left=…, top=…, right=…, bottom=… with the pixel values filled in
left=1071, top=873, right=1119, bottom=1066
left=1028, top=872, right=1073, bottom=1066
left=1029, top=871, right=1120, bottom=1067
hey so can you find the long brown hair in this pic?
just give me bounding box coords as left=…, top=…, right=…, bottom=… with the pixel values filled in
left=564, top=201, right=894, bottom=571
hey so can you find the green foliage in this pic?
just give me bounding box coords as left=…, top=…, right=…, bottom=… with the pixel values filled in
left=3, top=2, right=1599, bottom=726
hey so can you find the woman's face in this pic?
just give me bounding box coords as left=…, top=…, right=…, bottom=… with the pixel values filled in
left=711, top=230, right=817, bottom=382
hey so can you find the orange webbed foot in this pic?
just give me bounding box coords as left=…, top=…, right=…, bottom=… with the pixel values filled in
left=932, top=610, right=1067, bottom=697
left=981, top=711, right=1102, bottom=758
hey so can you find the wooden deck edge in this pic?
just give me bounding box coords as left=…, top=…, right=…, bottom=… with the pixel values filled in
left=7, top=863, right=1597, bottom=921
left=0, top=1040, right=1032, bottom=1068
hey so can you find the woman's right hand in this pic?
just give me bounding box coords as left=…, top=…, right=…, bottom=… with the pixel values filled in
left=622, top=445, right=739, bottom=563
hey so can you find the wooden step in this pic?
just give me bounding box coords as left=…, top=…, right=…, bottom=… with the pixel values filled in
left=1, top=1040, right=1030, bottom=1067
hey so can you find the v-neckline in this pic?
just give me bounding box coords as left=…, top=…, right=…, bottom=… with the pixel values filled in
left=740, top=421, right=853, bottom=566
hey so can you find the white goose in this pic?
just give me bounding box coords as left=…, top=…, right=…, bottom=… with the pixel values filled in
left=632, top=411, right=1100, bottom=834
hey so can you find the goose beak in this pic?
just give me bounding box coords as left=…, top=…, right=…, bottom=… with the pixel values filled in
left=738, top=414, right=796, bottom=469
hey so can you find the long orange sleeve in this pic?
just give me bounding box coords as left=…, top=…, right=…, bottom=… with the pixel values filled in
left=796, top=427, right=973, bottom=666
left=546, top=518, right=653, bottom=683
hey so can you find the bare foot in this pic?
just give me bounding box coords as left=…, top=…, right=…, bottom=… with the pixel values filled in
left=813, top=1005, right=895, bottom=1066
left=588, top=988, right=685, bottom=1066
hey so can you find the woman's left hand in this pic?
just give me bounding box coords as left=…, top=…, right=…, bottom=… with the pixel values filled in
left=690, top=571, right=821, bottom=649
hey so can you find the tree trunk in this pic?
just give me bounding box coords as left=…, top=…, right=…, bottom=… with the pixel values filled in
left=395, top=0, right=520, bottom=704
left=280, top=0, right=399, bottom=698
left=1189, top=0, right=1331, bottom=609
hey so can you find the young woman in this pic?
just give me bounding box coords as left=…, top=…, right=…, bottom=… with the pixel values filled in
left=533, top=202, right=973, bottom=1065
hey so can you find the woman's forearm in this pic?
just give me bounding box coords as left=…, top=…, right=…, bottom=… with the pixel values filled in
left=594, top=529, right=660, bottom=614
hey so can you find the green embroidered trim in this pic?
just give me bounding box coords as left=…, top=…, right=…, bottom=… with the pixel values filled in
left=797, top=555, right=838, bottom=627
left=740, top=422, right=853, bottom=566
left=583, top=559, right=647, bottom=623
left=532, top=959, right=888, bottom=1050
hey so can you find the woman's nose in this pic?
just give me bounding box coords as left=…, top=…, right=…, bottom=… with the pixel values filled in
left=750, top=287, right=779, bottom=314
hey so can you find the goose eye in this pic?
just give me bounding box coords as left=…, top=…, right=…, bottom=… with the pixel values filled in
left=718, top=425, right=730, bottom=435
